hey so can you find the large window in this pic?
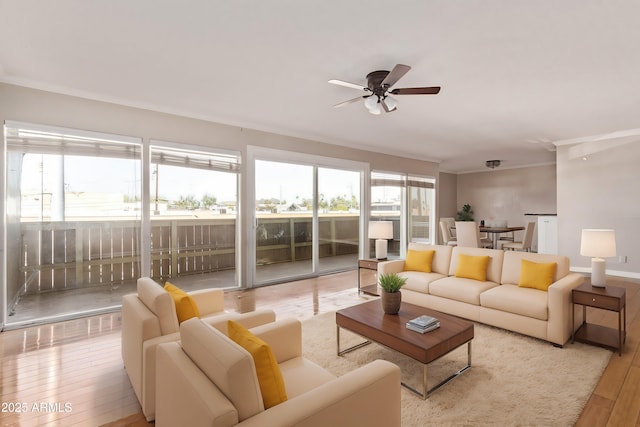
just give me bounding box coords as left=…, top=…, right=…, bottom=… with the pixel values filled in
left=370, top=171, right=435, bottom=258
left=4, top=122, right=142, bottom=326
left=149, top=144, right=240, bottom=287
left=249, top=147, right=366, bottom=286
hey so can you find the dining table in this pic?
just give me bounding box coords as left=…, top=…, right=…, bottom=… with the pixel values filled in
left=479, top=226, right=525, bottom=249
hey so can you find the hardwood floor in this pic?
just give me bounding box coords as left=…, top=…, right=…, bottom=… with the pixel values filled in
left=0, top=271, right=638, bottom=426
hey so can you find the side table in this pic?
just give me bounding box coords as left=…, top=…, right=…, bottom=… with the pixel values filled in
left=571, top=280, right=626, bottom=356
left=358, top=258, right=383, bottom=296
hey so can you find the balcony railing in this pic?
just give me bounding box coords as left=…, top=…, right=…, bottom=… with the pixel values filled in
left=16, top=214, right=361, bottom=295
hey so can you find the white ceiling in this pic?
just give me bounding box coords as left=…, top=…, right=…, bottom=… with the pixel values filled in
left=1, top=0, right=639, bottom=173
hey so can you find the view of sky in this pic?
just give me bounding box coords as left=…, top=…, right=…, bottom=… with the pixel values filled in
left=20, top=155, right=363, bottom=208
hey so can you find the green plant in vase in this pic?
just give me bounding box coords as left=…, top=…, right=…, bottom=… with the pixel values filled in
left=378, top=273, right=407, bottom=314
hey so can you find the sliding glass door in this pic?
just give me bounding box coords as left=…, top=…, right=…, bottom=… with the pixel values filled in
left=370, top=172, right=436, bottom=258
left=4, top=122, right=142, bottom=326
left=250, top=148, right=366, bottom=286
left=149, top=144, right=240, bottom=288
left=254, top=160, right=314, bottom=283
left=317, top=167, right=361, bottom=273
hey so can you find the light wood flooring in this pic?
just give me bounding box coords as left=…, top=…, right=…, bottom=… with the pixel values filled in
left=0, top=271, right=638, bottom=426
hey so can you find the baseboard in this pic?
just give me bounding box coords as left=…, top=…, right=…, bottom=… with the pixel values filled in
left=571, top=266, right=640, bottom=280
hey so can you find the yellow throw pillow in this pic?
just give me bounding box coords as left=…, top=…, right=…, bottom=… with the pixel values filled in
left=227, top=320, right=288, bottom=409
left=164, top=282, right=201, bottom=323
left=518, top=259, right=557, bottom=291
left=404, top=249, right=435, bottom=273
left=455, top=254, right=491, bottom=281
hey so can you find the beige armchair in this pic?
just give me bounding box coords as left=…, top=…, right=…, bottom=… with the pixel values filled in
left=122, top=277, right=276, bottom=421
left=156, top=317, right=401, bottom=427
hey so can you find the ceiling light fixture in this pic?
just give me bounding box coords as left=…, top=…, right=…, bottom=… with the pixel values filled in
left=364, top=95, right=378, bottom=110
left=384, top=96, right=397, bottom=111
left=365, top=95, right=382, bottom=115
left=485, top=160, right=501, bottom=169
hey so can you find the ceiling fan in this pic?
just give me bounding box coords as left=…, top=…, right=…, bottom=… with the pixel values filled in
left=328, top=64, right=440, bottom=115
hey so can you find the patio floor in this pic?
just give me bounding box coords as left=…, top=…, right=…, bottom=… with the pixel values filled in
left=5, top=254, right=359, bottom=328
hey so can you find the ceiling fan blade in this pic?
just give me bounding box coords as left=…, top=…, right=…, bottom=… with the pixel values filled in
left=328, top=79, right=367, bottom=91
left=391, top=86, right=441, bottom=95
left=332, top=96, right=366, bottom=108
left=381, top=64, right=411, bottom=88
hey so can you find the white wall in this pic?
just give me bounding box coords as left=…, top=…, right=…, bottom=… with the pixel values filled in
left=557, top=142, right=640, bottom=277
left=456, top=164, right=556, bottom=251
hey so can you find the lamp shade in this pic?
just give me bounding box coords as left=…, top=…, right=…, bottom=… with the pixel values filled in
left=368, top=221, right=393, bottom=239
left=580, top=229, right=617, bottom=258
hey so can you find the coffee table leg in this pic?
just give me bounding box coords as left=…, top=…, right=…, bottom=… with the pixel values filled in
left=402, top=341, right=472, bottom=400
left=336, top=325, right=371, bottom=356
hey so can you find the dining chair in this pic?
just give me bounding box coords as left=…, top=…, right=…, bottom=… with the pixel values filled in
left=497, top=221, right=515, bottom=247
left=455, top=221, right=493, bottom=248
left=502, top=222, right=536, bottom=252
left=439, top=219, right=457, bottom=246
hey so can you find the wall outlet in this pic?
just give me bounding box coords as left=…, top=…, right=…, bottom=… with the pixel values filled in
left=617, top=255, right=627, bottom=263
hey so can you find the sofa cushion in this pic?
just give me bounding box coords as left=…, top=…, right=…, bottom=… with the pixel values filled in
left=501, top=251, right=570, bottom=285
left=164, top=282, right=201, bottom=323
left=428, top=276, right=499, bottom=306
left=449, top=247, right=504, bottom=284
left=518, top=259, right=557, bottom=291
left=455, top=254, right=491, bottom=281
left=404, top=249, right=435, bottom=273
left=278, top=357, right=335, bottom=398
left=407, top=243, right=453, bottom=275
left=400, top=271, right=447, bottom=294
left=227, top=320, right=288, bottom=409
left=137, top=277, right=179, bottom=335
left=179, top=318, right=264, bottom=421
left=480, top=284, right=549, bottom=321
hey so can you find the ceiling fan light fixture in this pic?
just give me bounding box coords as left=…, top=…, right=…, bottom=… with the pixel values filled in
left=368, top=102, right=382, bottom=115
left=364, top=95, right=378, bottom=110
left=384, top=96, right=397, bottom=111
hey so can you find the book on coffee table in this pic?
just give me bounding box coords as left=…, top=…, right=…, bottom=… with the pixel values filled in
left=406, top=314, right=440, bottom=333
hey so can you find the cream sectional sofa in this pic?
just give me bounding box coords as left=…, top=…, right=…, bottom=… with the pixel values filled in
left=379, top=243, right=585, bottom=346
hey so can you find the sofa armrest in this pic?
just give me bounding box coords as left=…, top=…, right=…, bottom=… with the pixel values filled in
left=250, top=318, right=302, bottom=363
left=121, top=294, right=162, bottom=402
left=378, top=259, right=405, bottom=275
left=189, top=288, right=225, bottom=316
left=204, top=309, right=277, bottom=334
left=547, top=272, right=585, bottom=345
left=237, top=359, right=401, bottom=427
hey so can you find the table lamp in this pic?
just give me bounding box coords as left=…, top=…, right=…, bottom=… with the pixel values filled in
left=580, top=229, right=616, bottom=287
left=368, top=221, right=393, bottom=260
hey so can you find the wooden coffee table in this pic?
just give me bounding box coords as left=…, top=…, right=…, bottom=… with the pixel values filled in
left=336, top=300, right=474, bottom=399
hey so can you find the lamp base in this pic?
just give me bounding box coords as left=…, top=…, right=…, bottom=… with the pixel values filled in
left=591, top=257, right=606, bottom=287
left=375, top=239, right=388, bottom=260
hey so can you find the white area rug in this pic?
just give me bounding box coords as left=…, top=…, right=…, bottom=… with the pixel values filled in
left=301, top=311, right=611, bottom=427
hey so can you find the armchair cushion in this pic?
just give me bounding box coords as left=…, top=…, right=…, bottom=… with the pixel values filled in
left=164, top=282, right=201, bottom=323
left=228, top=320, right=288, bottom=409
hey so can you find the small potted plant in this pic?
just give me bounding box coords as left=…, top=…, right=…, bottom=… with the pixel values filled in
left=378, top=273, right=407, bottom=314
left=455, top=203, right=474, bottom=221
